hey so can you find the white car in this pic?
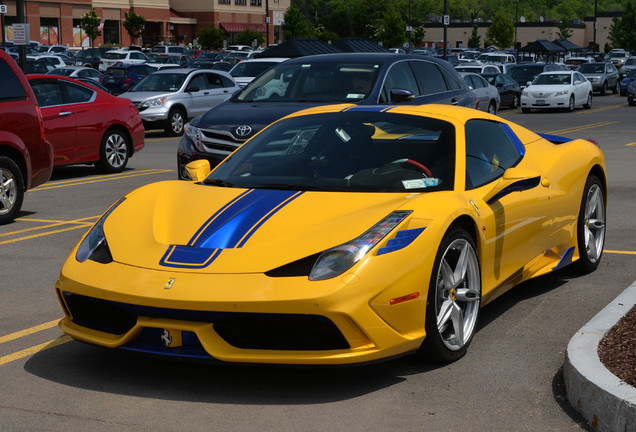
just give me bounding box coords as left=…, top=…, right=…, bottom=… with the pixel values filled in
left=459, top=72, right=500, bottom=114
left=26, top=54, right=66, bottom=68
left=455, top=64, right=501, bottom=74
left=229, top=57, right=288, bottom=88
left=521, top=71, right=593, bottom=113
left=99, top=49, right=148, bottom=72
left=45, top=65, right=103, bottom=82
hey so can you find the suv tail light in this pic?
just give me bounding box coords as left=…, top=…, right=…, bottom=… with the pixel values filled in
left=35, top=105, right=46, bottom=141
left=123, top=78, right=132, bottom=85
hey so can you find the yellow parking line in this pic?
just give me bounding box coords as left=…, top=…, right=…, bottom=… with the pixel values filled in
left=627, top=142, right=636, bottom=147
left=576, top=103, right=626, bottom=114
left=0, top=319, right=60, bottom=344
left=548, top=121, right=619, bottom=135
left=0, top=336, right=71, bottom=366
left=0, top=224, right=91, bottom=245
left=605, top=250, right=636, bottom=255
left=33, top=169, right=173, bottom=191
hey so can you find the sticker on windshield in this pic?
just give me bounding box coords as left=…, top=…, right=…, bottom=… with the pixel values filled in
left=402, top=178, right=440, bottom=189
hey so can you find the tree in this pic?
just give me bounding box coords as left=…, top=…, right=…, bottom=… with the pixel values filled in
left=196, top=25, right=226, bottom=50
left=467, top=24, right=481, bottom=48
left=557, top=16, right=573, bottom=40
left=80, top=8, right=102, bottom=48
left=236, top=27, right=264, bottom=47
left=282, top=4, right=314, bottom=39
left=609, top=2, right=636, bottom=52
left=379, top=8, right=406, bottom=48
left=485, top=10, right=514, bottom=49
left=123, top=11, right=146, bottom=45
left=409, top=25, right=426, bottom=47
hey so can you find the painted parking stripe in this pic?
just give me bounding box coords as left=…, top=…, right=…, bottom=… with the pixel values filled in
left=0, top=336, right=71, bottom=366
left=32, top=169, right=173, bottom=191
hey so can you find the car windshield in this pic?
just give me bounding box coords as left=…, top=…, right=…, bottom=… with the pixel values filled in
left=628, top=70, right=636, bottom=78
left=579, top=64, right=606, bottom=73
left=206, top=111, right=455, bottom=193
left=130, top=73, right=186, bottom=92
left=105, top=52, right=127, bottom=60
left=532, top=74, right=572, bottom=85
left=508, top=65, right=543, bottom=80
left=237, top=61, right=381, bottom=103
left=231, top=61, right=279, bottom=78
left=626, top=59, right=636, bottom=66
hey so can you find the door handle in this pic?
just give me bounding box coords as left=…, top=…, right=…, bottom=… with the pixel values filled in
left=59, top=111, right=72, bottom=117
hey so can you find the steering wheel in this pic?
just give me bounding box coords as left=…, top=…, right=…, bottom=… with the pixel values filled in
left=386, top=158, right=432, bottom=177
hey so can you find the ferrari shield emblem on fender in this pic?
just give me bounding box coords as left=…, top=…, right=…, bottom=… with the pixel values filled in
left=469, top=200, right=481, bottom=216
left=164, top=278, right=176, bottom=289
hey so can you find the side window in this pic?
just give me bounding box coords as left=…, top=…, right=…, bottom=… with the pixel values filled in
left=63, top=82, right=94, bottom=104
left=410, top=60, right=450, bottom=94
left=205, top=73, right=223, bottom=88
left=465, top=120, right=523, bottom=190
left=495, top=75, right=504, bottom=86
left=220, top=75, right=235, bottom=88
left=188, top=74, right=207, bottom=91
left=380, top=62, right=420, bottom=103
left=30, top=81, right=63, bottom=107
left=472, top=75, right=485, bottom=89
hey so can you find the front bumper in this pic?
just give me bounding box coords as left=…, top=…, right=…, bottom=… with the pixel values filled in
left=521, top=94, right=570, bottom=109
left=177, top=133, right=230, bottom=179
left=55, top=254, right=432, bottom=365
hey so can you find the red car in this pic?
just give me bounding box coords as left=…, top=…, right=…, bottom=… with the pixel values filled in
left=0, top=50, right=53, bottom=224
left=26, top=75, right=145, bottom=172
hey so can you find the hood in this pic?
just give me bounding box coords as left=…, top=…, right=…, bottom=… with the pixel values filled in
left=193, top=99, right=324, bottom=139
left=103, top=181, right=423, bottom=274
left=526, top=84, right=570, bottom=93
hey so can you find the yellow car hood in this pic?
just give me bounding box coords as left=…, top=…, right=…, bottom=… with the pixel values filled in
left=103, top=181, right=422, bottom=274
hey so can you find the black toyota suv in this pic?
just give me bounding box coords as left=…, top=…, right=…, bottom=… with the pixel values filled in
left=177, top=53, right=477, bottom=179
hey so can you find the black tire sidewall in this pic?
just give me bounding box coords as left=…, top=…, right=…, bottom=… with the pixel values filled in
left=96, top=128, right=129, bottom=173
left=165, top=108, right=185, bottom=136
left=576, top=175, right=605, bottom=273
left=0, top=156, right=25, bottom=225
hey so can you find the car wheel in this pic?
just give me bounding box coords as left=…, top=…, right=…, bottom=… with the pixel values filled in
left=630, top=99, right=636, bottom=106
left=583, top=93, right=592, bottom=109
left=568, top=95, right=575, bottom=112
left=487, top=101, right=496, bottom=115
left=95, top=128, right=129, bottom=173
left=521, top=108, right=531, bottom=113
left=165, top=108, right=186, bottom=136
left=614, top=80, right=620, bottom=94
left=0, top=156, right=25, bottom=225
left=511, top=94, right=520, bottom=109
left=600, top=81, right=607, bottom=96
left=575, top=175, right=606, bottom=273
left=418, top=227, right=481, bottom=362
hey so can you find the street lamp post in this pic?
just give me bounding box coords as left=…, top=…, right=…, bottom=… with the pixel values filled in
left=593, top=0, right=598, bottom=50
left=443, top=0, right=448, bottom=59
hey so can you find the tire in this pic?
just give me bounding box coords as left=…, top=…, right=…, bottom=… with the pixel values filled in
left=95, top=128, right=129, bottom=173
left=600, top=82, right=607, bottom=96
left=510, top=94, right=520, bottom=109
left=583, top=93, right=592, bottom=109
left=418, top=227, right=481, bottom=362
left=575, top=175, right=606, bottom=273
left=0, top=156, right=25, bottom=225
left=630, top=99, right=636, bottom=106
left=521, top=108, right=531, bottom=113
left=614, top=80, right=620, bottom=94
left=487, top=101, right=496, bottom=115
left=568, top=95, right=575, bottom=112
left=165, top=107, right=186, bottom=136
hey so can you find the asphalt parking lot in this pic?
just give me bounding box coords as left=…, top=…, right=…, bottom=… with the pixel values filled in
left=1, top=96, right=635, bottom=431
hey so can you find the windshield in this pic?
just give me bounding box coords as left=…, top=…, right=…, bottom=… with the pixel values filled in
left=130, top=73, right=187, bottom=92
left=508, top=65, right=543, bottom=80
left=628, top=70, right=636, bottom=78
left=206, top=111, right=455, bottom=193
left=578, top=63, right=605, bottom=73
left=236, top=61, right=381, bottom=103
left=105, top=52, right=127, bottom=60
left=626, top=59, right=636, bottom=66
left=231, top=61, right=279, bottom=78
left=532, top=73, right=572, bottom=85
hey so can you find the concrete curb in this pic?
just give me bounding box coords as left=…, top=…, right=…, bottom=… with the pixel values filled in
left=563, top=280, right=636, bottom=432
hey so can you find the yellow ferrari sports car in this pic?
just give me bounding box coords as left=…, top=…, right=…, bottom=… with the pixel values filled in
left=55, top=104, right=606, bottom=365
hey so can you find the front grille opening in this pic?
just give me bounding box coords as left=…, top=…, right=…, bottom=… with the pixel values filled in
left=64, top=293, right=137, bottom=335
left=214, top=315, right=349, bottom=351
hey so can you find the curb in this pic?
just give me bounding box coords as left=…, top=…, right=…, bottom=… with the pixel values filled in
left=563, top=280, right=636, bottom=432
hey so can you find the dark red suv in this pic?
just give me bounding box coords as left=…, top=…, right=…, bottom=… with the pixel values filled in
left=0, top=49, right=54, bottom=224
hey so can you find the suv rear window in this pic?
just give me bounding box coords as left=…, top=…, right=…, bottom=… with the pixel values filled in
left=0, top=60, right=27, bottom=101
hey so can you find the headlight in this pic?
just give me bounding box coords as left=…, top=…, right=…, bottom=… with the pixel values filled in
left=76, top=198, right=125, bottom=263
left=555, top=89, right=570, bottom=96
left=185, top=123, right=204, bottom=152
left=140, top=97, right=166, bottom=108
left=309, top=210, right=412, bottom=281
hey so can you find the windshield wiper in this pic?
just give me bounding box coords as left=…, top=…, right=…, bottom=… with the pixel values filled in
left=202, top=178, right=235, bottom=188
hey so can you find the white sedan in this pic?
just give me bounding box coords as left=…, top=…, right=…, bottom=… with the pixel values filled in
left=521, top=71, right=593, bottom=112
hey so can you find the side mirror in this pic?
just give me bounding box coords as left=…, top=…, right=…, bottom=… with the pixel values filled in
left=496, top=82, right=504, bottom=87
left=187, top=85, right=200, bottom=93
left=391, top=88, right=415, bottom=104
left=483, top=167, right=541, bottom=204
left=185, top=159, right=211, bottom=182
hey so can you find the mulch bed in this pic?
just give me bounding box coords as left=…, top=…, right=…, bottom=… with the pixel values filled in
left=597, top=304, right=636, bottom=388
